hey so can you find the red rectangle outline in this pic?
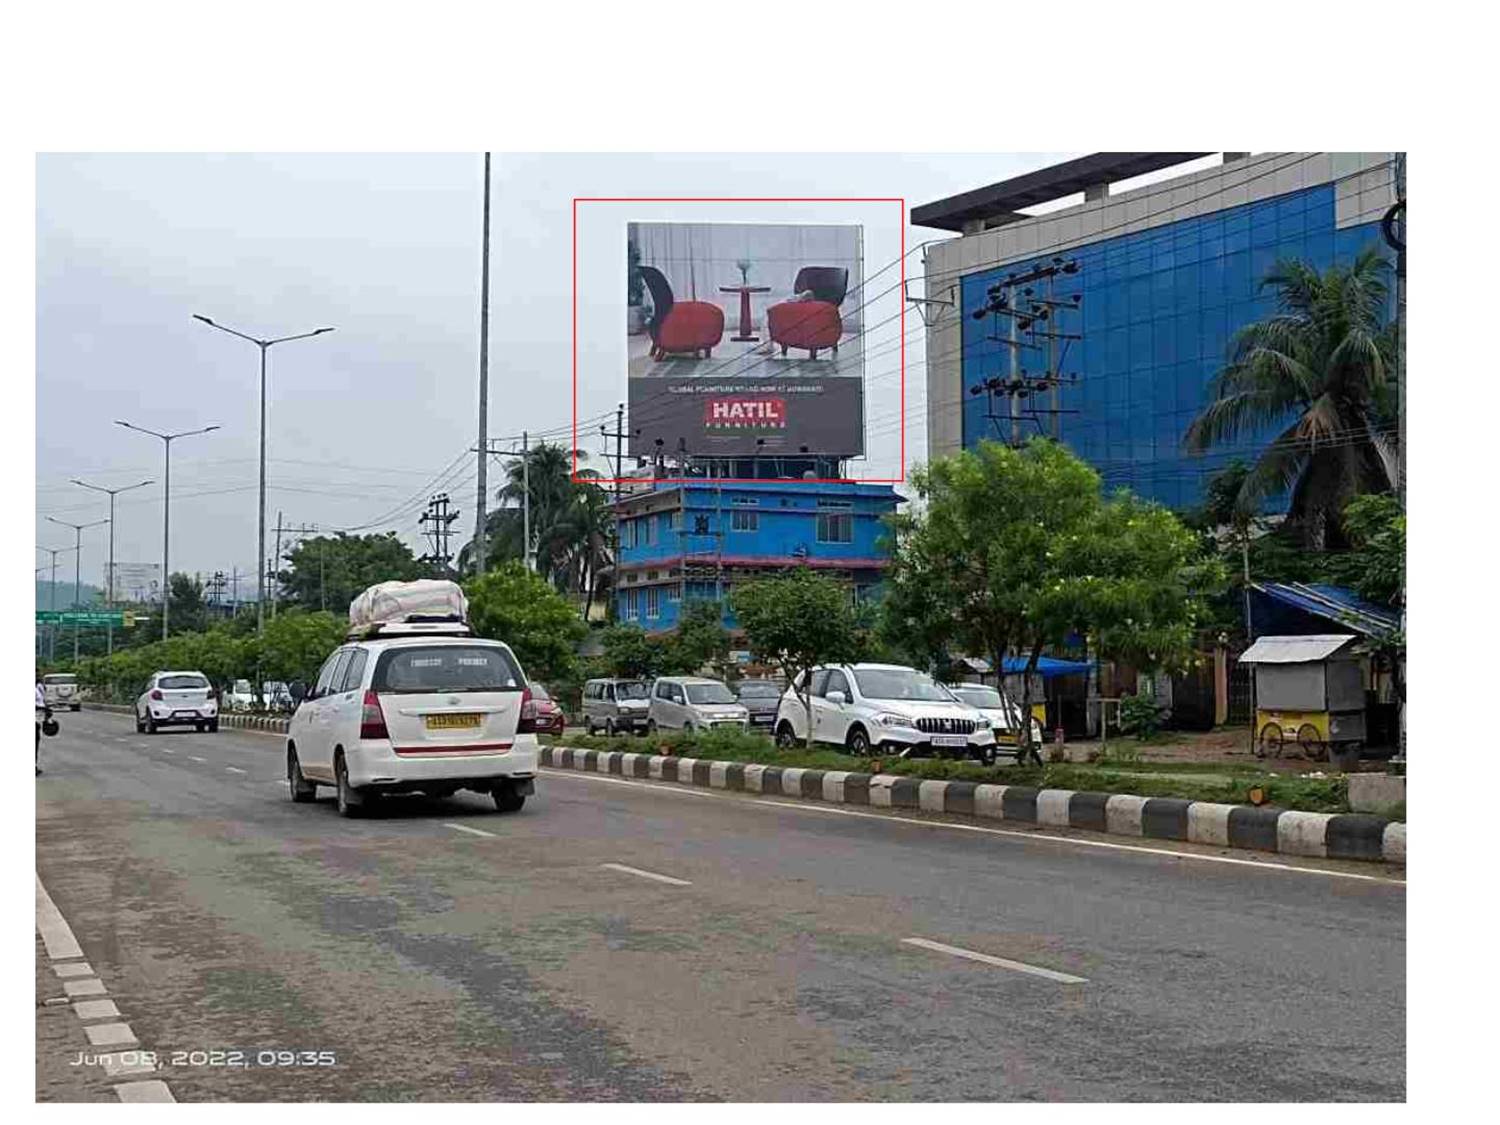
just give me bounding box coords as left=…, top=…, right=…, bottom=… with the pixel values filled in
left=572, top=197, right=905, bottom=486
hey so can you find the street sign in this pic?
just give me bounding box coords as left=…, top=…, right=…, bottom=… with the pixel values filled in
left=35, top=610, right=126, bottom=626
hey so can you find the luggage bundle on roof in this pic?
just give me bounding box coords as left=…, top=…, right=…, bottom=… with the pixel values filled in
left=347, top=579, right=471, bottom=639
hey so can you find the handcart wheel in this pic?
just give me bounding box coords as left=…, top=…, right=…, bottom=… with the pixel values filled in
left=1297, top=723, right=1327, bottom=762
left=1256, top=722, right=1283, bottom=759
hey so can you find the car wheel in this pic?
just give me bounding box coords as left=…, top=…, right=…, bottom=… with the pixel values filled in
left=683, top=721, right=694, bottom=733
left=71, top=704, right=81, bottom=712
left=208, top=720, right=219, bottom=733
left=775, top=721, right=798, bottom=749
left=335, top=754, right=363, bottom=818
left=135, top=711, right=146, bottom=734
left=493, top=782, right=526, bottom=813
left=145, top=713, right=157, bottom=735
left=585, top=719, right=595, bottom=735
left=288, top=748, right=316, bottom=803
left=604, top=719, right=615, bottom=737
left=647, top=720, right=658, bottom=736
left=846, top=725, right=872, bottom=756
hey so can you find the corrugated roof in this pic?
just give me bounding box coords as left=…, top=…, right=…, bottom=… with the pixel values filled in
left=1253, top=582, right=1400, bottom=637
left=1239, top=635, right=1359, bottom=664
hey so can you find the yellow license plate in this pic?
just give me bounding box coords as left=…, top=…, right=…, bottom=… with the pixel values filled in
left=425, top=713, right=482, bottom=731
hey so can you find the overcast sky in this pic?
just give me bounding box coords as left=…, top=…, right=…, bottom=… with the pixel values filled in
left=36, top=152, right=1089, bottom=589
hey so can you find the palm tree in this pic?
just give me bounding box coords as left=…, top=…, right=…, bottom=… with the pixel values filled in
left=1183, top=247, right=1397, bottom=547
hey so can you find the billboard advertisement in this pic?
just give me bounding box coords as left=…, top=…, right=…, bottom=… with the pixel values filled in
left=627, top=221, right=864, bottom=459
left=106, top=562, right=163, bottom=604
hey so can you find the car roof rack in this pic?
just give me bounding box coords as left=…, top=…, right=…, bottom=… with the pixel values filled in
left=345, top=617, right=474, bottom=641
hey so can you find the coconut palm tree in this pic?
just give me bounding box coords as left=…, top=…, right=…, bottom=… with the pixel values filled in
left=1183, top=247, right=1398, bottom=547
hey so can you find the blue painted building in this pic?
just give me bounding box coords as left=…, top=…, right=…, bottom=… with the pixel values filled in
left=916, top=152, right=1398, bottom=511
left=611, top=479, right=900, bottom=632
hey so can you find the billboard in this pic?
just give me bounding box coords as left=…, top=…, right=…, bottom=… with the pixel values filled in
left=106, top=562, right=163, bottom=604
left=627, top=221, right=864, bottom=459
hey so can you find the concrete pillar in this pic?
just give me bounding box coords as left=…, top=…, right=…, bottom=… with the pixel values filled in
left=1214, top=643, right=1229, bottom=727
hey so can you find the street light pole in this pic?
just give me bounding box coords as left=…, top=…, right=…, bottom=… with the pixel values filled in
left=115, top=420, right=220, bottom=640
left=72, top=478, right=153, bottom=655
left=45, top=516, right=109, bottom=661
left=194, top=315, right=334, bottom=636
left=36, top=544, right=78, bottom=663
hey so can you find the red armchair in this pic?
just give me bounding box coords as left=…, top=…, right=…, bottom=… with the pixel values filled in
left=767, top=266, right=849, bottom=360
left=639, top=265, right=725, bottom=359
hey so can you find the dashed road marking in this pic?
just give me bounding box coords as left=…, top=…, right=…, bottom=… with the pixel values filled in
left=159, top=748, right=175, bottom=755
left=188, top=756, right=206, bottom=763
left=600, top=862, right=692, bottom=887
left=115, top=1080, right=175, bottom=1103
left=902, top=937, right=1088, bottom=984
left=35, top=875, right=84, bottom=960
left=443, top=822, right=496, bottom=838
left=225, top=766, right=247, bottom=774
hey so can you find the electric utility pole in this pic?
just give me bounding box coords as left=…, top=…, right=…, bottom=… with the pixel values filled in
left=474, top=152, right=492, bottom=576
left=269, top=513, right=319, bottom=617
left=419, top=493, right=461, bottom=575
left=600, top=402, right=627, bottom=498
left=478, top=434, right=533, bottom=572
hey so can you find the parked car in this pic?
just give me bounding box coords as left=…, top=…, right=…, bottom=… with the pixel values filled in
left=529, top=682, right=568, bottom=735
left=262, top=681, right=294, bottom=712
left=647, top=676, right=748, bottom=733
left=286, top=625, right=538, bottom=817
left=735, top=679, right=782, bottom=731
left=135, top=671, right=219, bottom=734
left=582, top=678, right=652, bottom=735
left=41, top=672, right=82, bottom=712
left=944, top=682, right=1044, bottom=758
left=775, top=663, right=995, bottom=760
left=225, top=678, right=256, bottom=711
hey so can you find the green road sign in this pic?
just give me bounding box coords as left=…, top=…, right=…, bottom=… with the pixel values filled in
left=35, top=610, right=127, bottom=626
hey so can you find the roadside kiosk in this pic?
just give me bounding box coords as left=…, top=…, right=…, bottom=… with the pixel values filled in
left=1239, top=634, right=1366, bottom=763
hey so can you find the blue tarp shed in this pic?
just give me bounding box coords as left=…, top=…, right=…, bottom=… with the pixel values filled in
left=962, top=656, right=1093, bottom=679
left=1250, top=582, right=1399, bottom=639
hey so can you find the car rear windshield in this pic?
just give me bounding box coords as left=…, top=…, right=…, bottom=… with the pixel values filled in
left=852, top=669, right=950, bottom=702
left=43, top=674, right=77, bottom=684
left=615, top=682, right=649, bottom=700
left=159, top=675, right=209, bottom=690
left=952, top=686, right=1004, bottom=708
left=737, top=682, right=779, bottom=698
left=530, top=683, right=551, bottom=700
left=372, top=645, right=523, bottom=694
left=686, top=683, right=736, bottom=704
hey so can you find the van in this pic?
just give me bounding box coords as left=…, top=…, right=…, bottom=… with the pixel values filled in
left=582, top=678, right=652, bottom=735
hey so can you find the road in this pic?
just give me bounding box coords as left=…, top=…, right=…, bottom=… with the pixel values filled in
left=35, top=709, right=1405, bottom=1102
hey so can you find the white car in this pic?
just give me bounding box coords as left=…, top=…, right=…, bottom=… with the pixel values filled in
left=285, top=625, right=539, bottom=817
left=774, top=663, right=995, bottom=760
left=646, top=676, right=749, bottom=733
left=41, top=672, right=82, bottom=712
left=944, top=682, right=1044, bottom=756
left=225, top=679, right=256, bottom=711
left=135, top=671, right=219, bottom=733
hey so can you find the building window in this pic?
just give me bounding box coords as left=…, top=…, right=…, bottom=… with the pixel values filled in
left=731, top=509, right=758, bottom=532
left=646, top=588, right=661, bottom=619
left=731, top=497, right=759, bottom=506
left=646, top=517, right=659, bottom=546
left=666, top=583, right=682, bottom=603
left=817, top=512, right=852, bottom=543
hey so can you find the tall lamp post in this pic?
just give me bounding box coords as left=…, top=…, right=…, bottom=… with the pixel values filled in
left=194, top=315, right=334, bottom=635
left=45, top=516, right=110, bottom=661
left=36, top=543, right=79, bottom=663
left=71, top=477, right=153, bottom=655
left=115, top=421, right=220, bottom=640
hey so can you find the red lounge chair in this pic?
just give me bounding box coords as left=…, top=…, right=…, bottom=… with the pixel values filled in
left=767, top=266, right=849, bottom=360
left=639, top=265, right=725, bottom=360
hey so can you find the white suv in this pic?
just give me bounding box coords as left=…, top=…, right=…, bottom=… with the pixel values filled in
left=136, top=670, right=218, bottom=733
left=286, top=627, right=539, bottom=817
left=775, top=663, right=995, bottom=760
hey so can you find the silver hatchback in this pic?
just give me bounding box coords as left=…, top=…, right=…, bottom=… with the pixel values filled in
left=647, top=677, right=749, bottom=733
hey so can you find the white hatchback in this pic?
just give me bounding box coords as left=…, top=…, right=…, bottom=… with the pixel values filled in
left=135, top=670, right=219, bottom=733
left=286, top=629, right=539, bottom=817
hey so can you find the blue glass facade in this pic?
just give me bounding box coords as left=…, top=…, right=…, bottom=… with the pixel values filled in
left=960, top=183, right=1387, bottom=510
left=613, top=480, right=899, bottom=632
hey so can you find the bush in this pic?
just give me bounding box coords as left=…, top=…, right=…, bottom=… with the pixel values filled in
left=1119, top=693, right=1166, bottom=741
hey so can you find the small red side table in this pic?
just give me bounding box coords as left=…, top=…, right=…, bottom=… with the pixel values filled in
left=720, top=284, right=771, bottom=343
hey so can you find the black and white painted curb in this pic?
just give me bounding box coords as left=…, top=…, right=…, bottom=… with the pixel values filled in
left=36, top=874, right=176, bottom=1103
left=540, top=745, right=1407, bottom=865
left=85, top=702, right=290, bottom=734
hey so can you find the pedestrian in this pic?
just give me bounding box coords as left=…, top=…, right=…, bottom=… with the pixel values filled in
left=36, top=673, right=50, bottom=775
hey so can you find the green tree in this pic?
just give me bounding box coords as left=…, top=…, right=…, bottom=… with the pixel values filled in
left=887, top=439, right=1220, bottom=754
left=465, top=561, right=586, bottom=684
left=167, top=573, right=209, bottom=635
left=599, top=622, right=668, bottom=679
left=278, top=532, right=427, bottom=614
left=665, top=600, right=730, bottom=677
left=1324, top=492, right=1404, bottom=607
left=731, top=568, right=859, bottom=747
left=257, top=610, right=348, bottom=687
left=1183, top=248, right=1398, bottom=546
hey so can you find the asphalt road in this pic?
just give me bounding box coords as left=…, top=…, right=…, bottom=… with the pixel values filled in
left=35, top=709, right=1406, bottom=1102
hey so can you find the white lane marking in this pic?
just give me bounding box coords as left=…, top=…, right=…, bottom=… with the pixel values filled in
left=159, top=748, right=175, bottom=754
left=35, top=874, right=84, bottom=960
left=54, top=962, right=94, bottom=979
left=600, top=862, right=692, bottom=887
left=73, top=998, right=122, bottom=1021
left=443, top=822, right=497, bottom=838
left=542, top=768, right=1406, bottom=886
left=188, top=756, right=206, bottom=763
left=65, top=978, right=107, bottom=997
left=84, top=1021, right=137, bottom=1047
left=902, top=937, right=1088, bottom=984
left=115, top=1080, right=176, bottom=1103
left=225, top=766, right=247, bottom=774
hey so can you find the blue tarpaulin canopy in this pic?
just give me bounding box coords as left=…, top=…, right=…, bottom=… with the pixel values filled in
left=962, top=656, right=1092, bottom=678
left=1251, top=583, right=1399, bottom=638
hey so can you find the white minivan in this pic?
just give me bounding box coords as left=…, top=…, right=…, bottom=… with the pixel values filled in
left=286, top=622, right=539, bottom=817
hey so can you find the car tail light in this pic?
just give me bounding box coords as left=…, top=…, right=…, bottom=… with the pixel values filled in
left=360, top=690, right=389, bottom=740
left=516, top=687, right=538, bottom=734
left=150, top=689, right=163, bottom=701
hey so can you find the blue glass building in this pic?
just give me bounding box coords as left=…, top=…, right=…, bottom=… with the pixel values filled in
left=611, top=479, right=900, bottom=632
left=916, top=153, right=1397, bottom=511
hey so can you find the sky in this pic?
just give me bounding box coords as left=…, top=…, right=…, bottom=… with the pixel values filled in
left=35, top=152, right=1098, bottom=590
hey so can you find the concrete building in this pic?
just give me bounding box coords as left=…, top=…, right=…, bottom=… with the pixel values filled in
left=612, top=479, right=900, bottom=633
left=914, top=152, right=1398, bottom=510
